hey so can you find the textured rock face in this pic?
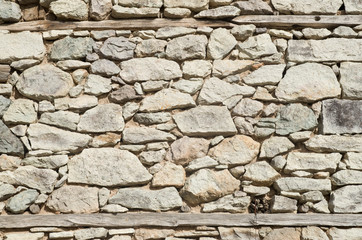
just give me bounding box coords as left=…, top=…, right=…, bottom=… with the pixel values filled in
left=329, top=185, right=362, bottom=213
left=0, top=120, right=24, bottom=157
left=0, top=0, right=22, bottom=22
left=90, top=0, right=112, bottom=20
left=68, top=148, right=152, bottom=186
left=195, top=6, right=241, bottom=19
left=237, top=33, right=277, bottom=58
left=202, top=194, right=250, bottom=213
left=271, top=0, right=342, bottom=14
left=6, top=189, right=39, bottom=214
left=164, top=0, right=209, bottom=11
left=243, top=64, right=285, bottom=86
left=3, top=99, right=37, bottom=124
left=122, top=127, right=176, bottom=144
left=260, top=136, right=294, bottom=158
left=305, top=135, right=362, bottom=153
left=14, top=166, right=58, bottom=193
left=100, top=37, right=136, bottom=61
left=243, top=161, right=280, bottom=186
left=166, top=35, right=208, bottom=61
left=50, top=37, right=94, bottom=61
left=339, top=62, right=362, bottom=99
left=284, top=152, right=341, bottom=173
left=274, top=178, right=331, bottom=193
left=208, top=28, right=237, bottom=59
left=50, top=0, right=88, bottom=20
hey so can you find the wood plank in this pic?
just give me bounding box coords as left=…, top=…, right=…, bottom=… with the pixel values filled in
left=0, top=64, right=10, bottom=81
left=0, top=213, right=361, bottom=229
left=232, top=15, right=362, bottom=28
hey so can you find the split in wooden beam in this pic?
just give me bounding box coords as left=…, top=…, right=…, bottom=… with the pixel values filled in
left=0, top=213, right=362, bottom=229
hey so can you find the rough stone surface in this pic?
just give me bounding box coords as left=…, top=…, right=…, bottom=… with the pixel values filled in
left=202, top=194, right=250, bottom=213
left=344, top=0, right=362, bottom=14
left=195, top=6, right=241, bottom=20
left=237, top=34, right=277, bottom=59
left=6, top=189, right=39, bottom=214
left=327, top=228, right=362, bottom=240
left=51, top=37, right=94, bottom=61
left=152, top=162, right=185, bottom=187
left=0, top=95, right=11, bottom=117
left=135, top=39, right=167, bottom=57
left=100, top=37, right=136, bottom=61
left=329, top=185, right=362, bottom=213
left=264, top=228, right=300, bottom=240
left=344, top=153, right=362, bottom=170
left=274, top=177, right=331, bottom=193
left=90, top=59, right=120, bottom=77
left=243, top=161, right=281, bottom=186
left=233, top=0, right=273, bottom=14
left=0, top=120, right=24, bottom=157
left=166, top=35, right=208, bottom=61
left=260, top=137, right=294, bottom=158
left=111, top=6, right=159, bottom=18
left=331, top=170, right=362, bottom=186
left=182, top=60, right=212, bottom=79
left=90, top=0, right=112, bottom=20
left=0, top=0, right=21, bottom=22
left=50, top=0, right=88, bottom=20
left=271, top=0, right=342, bottom=14
left=302, top=227, right=329, bottom=240
left=74, top=228, right=108, bottom=240
left=243, top=64, right=285, bottom=86
left=232, top=99, right=263, bottom=117
left=3, top=99, right=37, bottom=125
left=305, top=135, right=362, bottom=153
left=340, top=62, right=362, bottom=99
left=164, top=0, right=209, bottom=11
left=212, top=60, right=254, bottom=78
left=219, top=227, right=260, bottom=240
left=84, top=74, right=112, bottom=96
left=285, top=152, right=341, bottom=173
left=4, top=233, right=44, bottom=240
left=21, top=155, right=68, bottom=169
left=14, top=166, right=58, bottom=193
left=208, top=28, right=237, bottom=60
left=270, top=195, right=297, bottom=213
left=123, top=127, right=176, bottom=144
left=39, top=111, right=79, bottom=131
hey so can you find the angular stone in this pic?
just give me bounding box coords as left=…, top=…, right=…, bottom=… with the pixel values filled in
left=243, top=161, right=280, bottom=186
left=111, top=6, right=159, bottom=18
left=123, top=127, right=176, bottom=144
left=90, top=59, right=120, bottom=77
left=173, top=106, right=237, bottom=137
left=243, top=64, right=285, bottom=86
left=164, top=0, right=209, bottom=11
left=329, top=185, right=362, bottom=213
left=0, top=32, right=45, bottom=64
left=202, top=194, right=250, bottom=213
left=231, top=24, right=256, bottom=41
left=302, top=226, right=328, bottom=240
left=166, top=35, right=208, bottom=61
left=0, top=183, right=16, bottom=201
left=272, top=0, right=342, bottom=14
left=305, top=135, right=362, bottom=153
left=3, top=99, right=37, bottom=125
left=333, top=26, right=357, bottom=38
left=0, top=120, right=24, bottom=157
left=344, top=0, right=362, bottom=14
left=172, top=79, right=203, bottom=95
left=344, top=152, right=362, bottom=170
left=164, top=7, right=191, bottom=18
left=274, top=177, right=331, bottom=193
left=327, top=228, right=362, bottom=240
left=182, top=60, right=212, bottom=78
left=74, top=228, right=108, bottom=240
left=119, top=0, right=162, bottom=7
left=287, top=38, right=362, bottom=62
left=232, top=99, right=263, bottom=117
left=6, top=189, right=39, bottom=214
left=51, top=37, right=94, bottom=61
left=47, top=185, right=99, bottom=213
left=14, top=166, right=58, bottom=193
left=276, top=63, right=341, bottom=102
left=27, top=123, right=92, bottom=153
left=270, top=195, right=297, bottom=213
left=109, top=85, right=141, bottom=104
left=233, top=0, right=273, bottom=14
left=195, top=6, right=241, bottom=19
left=5, top=233, right=44, bottom=240
left=21, top=155, right=68, bottom=169
left=237, top=34, right=277, bottom=59
left=39, top=111, right=79, bottom=131
left=185, top=156, right=218, bottom=172
left=120, top=57, right=182, bottom=82
left=260, top=136, right=294, bottom=158
left=207, top=28, right=237, bottom=59
left=109, top=187, right=182, bottom=211
left=90, top=0, right=112, bottom=20
left=264, top=228, right=300, bottom=240
left=100, top=37, right=135, bottom=61
left=0, top=0, right=21, bottom=22
left=56, top=60, right=91, bottom=71
left=302, top=28, right=331, bottom=39
left=243, top=185, right=270, bottom=196
left=0, top=95, right=11, bottom=117
left=135, top=39, right=167, bottom=57
left=50, top=0, right=88, bottom=20
left=219, top=227, right=259, bottom=240
left=84, top=74, right=111, bottom=96
left=156, top=27, right=196, bottom=39
left=152, top=162, right=186, bottom=187
left=331, top=170, right=362, bottom=186
left=213, top=60, right=254, bottom=78
left=340, top=62, right=362, bottom=99
left=134, top=112, right=171, bottom=125
left=209, top=135, right=260, bottom=166
left=139, top=149, right=166, bottom=165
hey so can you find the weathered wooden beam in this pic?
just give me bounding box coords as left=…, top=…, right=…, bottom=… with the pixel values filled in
left=0, top=213, right=362, bottom=229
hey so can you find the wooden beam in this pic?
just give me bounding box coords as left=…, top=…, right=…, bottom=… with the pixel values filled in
left=0, top=213, right=362, bottom=229
left=232, top=15, right=362, bottom=28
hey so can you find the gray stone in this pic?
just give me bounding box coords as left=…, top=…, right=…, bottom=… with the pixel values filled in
left=202, top=194, right=250, bottom=213
left=0, top=95, right=11, bottom=117
left=42, top=30, right=73, bottom=40
left=329, top=185, right=362, bottom=213
left=207, top=28, right=237, bottom=60
left=135, top=39, right=167, bottom=57
left=340, top=62, right=362, bottom=99
left=5, top=233, right=44, bottom=240
left=152, top=162, right=186, bottom=187
left=0, top=0, right=21, bottom=22
left=109, top=85, right=141, bottom=104
left=164, top=0, right=208, bottom=11
left=164, top=7, right=191, bottom=18
left=111, top=6, right=159, bottom=18
left=109, top=187, right=182, bottom=211
left=305, top=135, right=362, bottom=153
left=234, top=117, right=254, bottom=135
left=0, top=83, right=12, bottom=96
left=134, top=112, right=171, bottom=125
left=243, top=64, right=285, bottom=86
left=333, top=26, right=357, bottom=38
left=17, top=64, right=73, bottom=101
left=301, top=191, right=324, bottom=203
left=122, top=102, right=139, bottom=120
left=0, top=120, right=24, bottom=157
left=139, top=149, right=166, bottom=165
left=120, top=57, right=182, bottom=82
left=181, top=169, right=240, bottom=205
left=289, top=131, right=312, bottom=142
left=172, top=79, right=203, bottom=95
left=237, top=33, right=277, bottom=59
left=243, top=161, right=280, bottom=186
left=231, top=24, right=256, bottom=41
left=212, top=60, right=254, bottom=78
left=100, top=37, right=135, bottom=61
left=260, top=136, right=294, bottom=158
left=27, top=123, right=92, bottom=153
left=156, top=27, right=196, bottom=39
left=47, top=185, right=99, bottom=213
left=302, top=28, right=331, bottom=39
left=270, top=195, right=297, bottom=213
left=101, top=204, right=128, bottom=213
left=271, top=0, right=342, bottom=14
left=6, top=189, right=39, bottom=214
left=39, top=111, right=80, bottom=131
left=173, top=106, right=237, bottom=137
left=90, top=0, right=112, bottom=20
left=182, top=60, right=212, bottom=79
left=166, top=35, right=208, bottom=61
left=219, top=227, right=260, bottom=240
left=344, top=0, right=362, bottom=14
left=327, top=228, right=362, bottom=240
left=21, top=155, right=68, bottom=169
left=74, top=228, right=108, bottom=240
left=195, top=6, right=241, bottom=19
left=287, top=38, right=362, bottom=62
left=122, top=127, right=176, bottom=144
left=84, top=74, right=112, bottom=96
left=344, top=152, right=362, bottom=170
left=233, top=0, right=273, bottom=14
left=3, top=99, right=37, bottom=124
left=90, top=59, right=120, bottom=77
left=243, top=185, right=270, bottom=196
left=0, top=32, right=45, bottom=64
left=55, top=95, right=98, bottom=111
left=321, top=99, right=362, bottom=134
left=276, top=104, right=318, bottom=135
left=0, top=183, right=16, bottom=201
left=51, top=37, right=94, bottom=61
left=185, top=156, right=218, bottom=172
left=50, top=0, right=88, bottom=20
left=274, top=178, right=331, bottom=193
left=232, top=99, right=263, bottom=117
left=269, top=29, right=293, bottom=39
left=139, top=88, right=195, bottom=112
left=14, top=166, right=58, bottom=193
left=331, top=170, right=362, bottom=186
left=56, top=60, right=90, bottom=71
left=49, top=232, right=75, bottom=239
left=142, top=80, right=168, bottom=92
left=209, top=135, right=260, bottom=166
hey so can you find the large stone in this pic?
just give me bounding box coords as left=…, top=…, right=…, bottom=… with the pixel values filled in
left=207, top=28, right=237, bottom=59
left=264, top=228, right=300, bottom=240
left=331, top=170, right=362, bottom=186
left=27, top=123, right=92, bottom=153
left=243, top=64, right=285, bottom=86
left=0, top=32, right=45, bottom=64
left=90, top=59, right=120, bottom=77
left=47, top=185, right=99, bottom=213
left=50, top=0, right=88, bottom=20
left=90, top=0, right=112, bottom=20
left=0, top=183, right=16, bottom=201
left=172, top=79, right=203, bottom=95
left=39, top=111, right=80, bottom=131
left=122, top=127, right=176, bottom=144
left=166, top=35, right=208, bottom=61
left=305, top=135, right=362, bottom=153
left=344, top=0, right=362, bottom=14
left=139, top=89, right=195, bottom=112
left=109, top=187, right=182, bottom=211
left=185, top=156, right=218, bottom=172
left=120, top=57, right=182, bottom=82
left=212, top=60, right=254, bottom=78
left=14, top=166, right=58, bottom=193
left=237, top=33, right=277, bottom=59
left=270, top=195, right=297, bottom=213
left=274, top=177, right=331, bottom=193
left=164, top=0, right=209, bottom=11
left=77, top=104, right=124, bottom=133
left=5, top=233, right=44, bottom=240
left=109, top=85, right=141, bottom=103
left=233, top=0, right=273, bottom=14
left=68, top=148, right=152, bottom=186
left=275, top=63, right=340, bottom=102
left=152, top=162, right=185, bottom=187
left=135, top=39, right=167, bottom=57
left=202, top=194, right=250, bottom=213
left=111, top=6, right=159, bottom=18
left=344, top=152, right=362, bottom=170
left=327, top=228, right=362, bottom=240
left=0, top=0, right=21, bottom=22
left=195, top=6, right=241, bottom=19
left=329, top=185, right=362, bottom=213
left=21, top=155, right=68, bottom=169
left=219, top=227, right=260, bottom=240
left=182, top=60, right=212, bottom=78
left=180, top=169, right=240, bottom=205
left=302, top=227, right=329, bottom=240
left=285, top=152, right=341, bottom=173
left=287, top=38, right=362, bottom=62
left=321, top=99, right=362, bottom=134
left=340, top=62, right=362, bottom=99
left=275, top=104, right=318, bottom=135
left=50, top=37, right=94, bottom=61
left=243, top=161, right=280, bottom=186
left=208, top=135, right=260, bottom=166
left=271, top=0, right=342, bottom=14
left=3, top=99, right=37, bottom=124
left=0, top=120, right=24, bottom=157
left=173, top=106, right=237, bottom=137
left=100, top=37, right=135, bottom=61
left=167, top=136, right=209, bottom=165
left=232, top=98, right=263, bottom=117
left=6, top=189, right=39, bottom=214
left=260, top=136, right=294, bottom=158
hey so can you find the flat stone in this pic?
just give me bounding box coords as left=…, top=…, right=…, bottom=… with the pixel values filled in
left=243, top=161, right=281, bottom=186
left=90, top=0, right=112, bottom=20
left=56, top=60, right=91, bottom=70
left=329, top=185, right=362, bottom=213
left=122, top=102, right=139, bottom=120
left=287, top=38, right=362, bottom=62
left=232, top=99, right=263, bottom=117
left=21, top=155, right=68, bottom=169
left=209, top=135, right=260, bottom=166
left=14, top=166, right=58, bottom=193
left=156, top=27, right=196, bottom=39
left=122, top=127, right=176, bottom=144
left=56, top=95, right=98, bottom=111
left=164, top=0, right=209, bottom=11
left=331, top=170, right=362, bottom=186
left=274, top=177, right=331, bottom=193
left=305, top=135, right=362, bottom=153
left=0, top=0, right=21, bottom=22
left=233, top=0, right=273, bottom=14
left=264, top=228, right=300, bottom=240
left=134, top=112, right=171, bottom=125
left=237, top=33, right=277, bottom=59
left=0, top=120, right=24, bottom=157
left=195, top=6, right=241, bottom=19
left=202, top=194, right=250, bottom=213
left=212, top=60, right=254, bottom=78
left=182, top=60, right=212, bottom=78
left=0, top=183, right=16, bottom=201
left=243, top=185, right=270, bottom=196
left=333, top=26, right=357, bottom=38
left=100, top=37, right=135, bottom=61
left=142, top=80, right=168, bottom=92
left=152, top=162, right=186, bottom=187
left=4, top=233, right=44, bottom=240
left=0, top=32, right=45, bottom=64
left=49, top=231, right=74, bottom=239
left=139, top=149, right=166, bottom=165
left=101, top=204, right=128, bottom=213
left=260, top=136, right=294, bottom=158
left=50, top=0, right=88, bottom=20
left=120, top=57, right=182, bottom=82
left=302, top=28, right=331, bottom=39
left=51, top=37, right=94, bottom=61
left=185, top=156, right=218, bottom=172
left=166, top=35, right=208, bottom=61
left=270, top=195, right=297, bottom=213
left=135, top=39, right=167, bottom=57
left=173, top=106, right=237, bottom=137
left=271, top=0, right=342, bottom=14
left=74, top=228, right=108, bottom=240
left=39, top=111, right=79, bottom=131
left=344, top=0, right=362, bottom=14
left=84, top=74, right=111, bottom=96
left=109, top=187, right=182, bottom=211
left=69, top=148, right=151, bottom=186
left=302, top=226, right=328, bottom=240
left=3, top=99, right=37, bottom=125
left=109, top=85, right=141, bottom=104
left=0, top=95, right=11, bottom=117
left=27, top=123, right=92, bottom=153
left=6, top=189, right=39, bottom=214
left=243, top=64, right=285, bottom=86
left=327, top=228, right=362, bottom=240
left=90, top=59, right=120, bottom=77
left=111, top=6, right=159, bottom=18
left=47, top=185, right=99, bottom=213
left=164, top=7, right=191, bottom=18
left=139, top=88, right=195, bottom=112
left=340, top=62, right=362, bottom=99
left=172, top=79, right=203, bottom=95
left=207, top=28, right=237, bottom=59
left=344, top=152, right=362, bottom=170
left=219, top=227, right=259, bottom=240
left=134, top=229, right=175, bottom=240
